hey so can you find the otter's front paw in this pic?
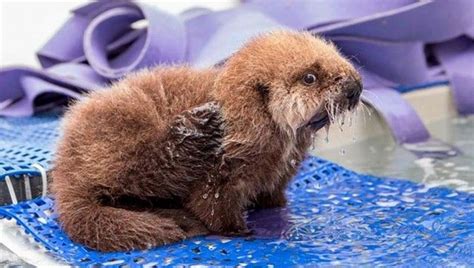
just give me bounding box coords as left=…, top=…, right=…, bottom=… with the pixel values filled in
left=216, top=212, right=250, bottom=235
left=221, top=227, right=253, bottom=237
left=254, top=190, right=287, bottom=209
left=185, top=186, right=249, bottom=235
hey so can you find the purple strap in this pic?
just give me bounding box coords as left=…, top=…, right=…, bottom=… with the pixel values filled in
left=246, top=0, right=418, bottom=31
left=357, top=67, right=460, bottom=158
left=361, top=87, right=459, bottom=158
left=361, top=88, right=429, bottom=144
left=0, top=64, right=107, bottom=116
left=83, top=3, right=186, bottom=78
left=433, top=37, right=474, bottom=115
left=191, top=9, right=284, bottom=67
left=1, top=1, right=184, bottom=116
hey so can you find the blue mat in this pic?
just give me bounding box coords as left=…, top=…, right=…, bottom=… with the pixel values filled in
left=0, top=113, right=59, bottom=178
left=0, top=116, right=473, bottom=267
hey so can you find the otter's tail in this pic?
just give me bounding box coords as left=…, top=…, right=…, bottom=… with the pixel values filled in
left=56, top=195, right=206, bottom=252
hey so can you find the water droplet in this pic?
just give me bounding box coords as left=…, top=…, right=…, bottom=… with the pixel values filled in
left=324, top=124, right=330, bottom=143
left=202, top=193, right=209, bottom=199
left=208, top=243, right=216, bottom=251
left=163, top=257, right=173, bottom=265
left=310, top=133, right=317, bottom=150
left=37, top=217, right=47, bottom=224
left=339, top=148, right=346, bottom=155
left=214, top=192, right=220, bottom=199
left=290, top=159, right=297, bottom=166
left=210, top=208, right=215, bottom=216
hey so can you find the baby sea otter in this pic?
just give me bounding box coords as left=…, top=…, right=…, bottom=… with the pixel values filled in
left=52, top=30, right=362, bottom=252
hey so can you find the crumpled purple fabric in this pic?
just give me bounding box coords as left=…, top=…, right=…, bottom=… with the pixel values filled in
left=0, top=0, right=472, bottom=157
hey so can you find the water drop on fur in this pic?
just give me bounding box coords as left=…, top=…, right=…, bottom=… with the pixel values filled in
left=310, top=133, right=317, bottom=150
left=348, top=113, right=354, bottom=127
left=290, top=159, right=297, bottom=167
left=202, top=193, right=209, bottom=199
left=324, top=124, right=330, bottom=143
left=214, top=192, right=220, bottom=199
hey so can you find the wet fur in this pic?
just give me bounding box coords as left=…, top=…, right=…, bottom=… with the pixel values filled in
left=51, top=30, right=361, bottom=251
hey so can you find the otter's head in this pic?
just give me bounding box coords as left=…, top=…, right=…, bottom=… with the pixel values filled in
left=216, top=30, right=362, bottom=135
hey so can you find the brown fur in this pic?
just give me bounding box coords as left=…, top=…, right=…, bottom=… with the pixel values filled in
left=51, top=30, right=361, bottom=252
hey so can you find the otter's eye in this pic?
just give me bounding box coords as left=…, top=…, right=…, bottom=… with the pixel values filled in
left=302, top=73, right=317, bottom=86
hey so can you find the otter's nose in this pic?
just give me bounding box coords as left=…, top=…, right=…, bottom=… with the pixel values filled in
left=342, top=79, right=362, bottom=102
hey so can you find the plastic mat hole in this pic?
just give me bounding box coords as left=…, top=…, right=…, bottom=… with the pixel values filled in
left=44, top=233, right=54, bottom=239
left=133, top=257, right=145, bottom=264
left=20, top=204, right=31, bottom=209
left=35, top=199, right=47, bottom=206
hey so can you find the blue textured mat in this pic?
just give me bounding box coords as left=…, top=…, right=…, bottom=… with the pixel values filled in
left=0, top=116, right=473, bottom=267
left=0, top=114, right=60, bottom=178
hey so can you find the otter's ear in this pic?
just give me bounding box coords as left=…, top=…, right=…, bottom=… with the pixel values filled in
left=255, top=83, right=270, bottom=103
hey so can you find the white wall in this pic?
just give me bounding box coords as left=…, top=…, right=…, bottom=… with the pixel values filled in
left=0, top=0, right=236, bottom=68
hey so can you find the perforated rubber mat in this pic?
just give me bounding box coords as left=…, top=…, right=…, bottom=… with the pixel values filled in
left=0, top=116, right=473, bottom=266
left=0, top=113, right=60, bottom=178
